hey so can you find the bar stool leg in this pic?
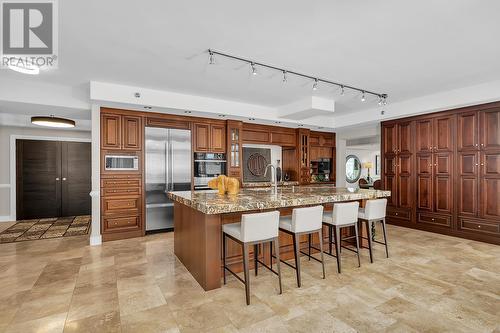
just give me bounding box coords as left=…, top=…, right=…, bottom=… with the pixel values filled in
left=242, top=244, right=250, bottom=305
left=328, top=225, right=333, bottom=255
left=292, top=233, right=301, bottom=287
left=254, top=244, right=258, bottom=276
left=334, top=226, right=342, bottom=273
left=354, top=223, right=361, bottom=268
left=382, top=218, right=389, bottom=258
left=223, top=233, right=227, bottom=285
left=318, top=229, right=326, bottom=279
left=366, top=220, right=374, bottom=263
left=273, top=237, right=283, bottom=294
left=308, top=234, right=312, bottom=261
left=269, top=241, right=273, bottom=270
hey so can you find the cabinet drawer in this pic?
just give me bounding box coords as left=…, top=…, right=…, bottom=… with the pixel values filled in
left=101, top=178, right=141, bottom=188
left=459, top=218, right=499, bottom=235
left=103, top=215, right=140, bottom=232
left=386, top=208, right=411, bottom=220
left=102, top=187, right=141, bottom=196
left=417, top=213, right=451, bottom=227
left=102, top=197, right=141, bottom=215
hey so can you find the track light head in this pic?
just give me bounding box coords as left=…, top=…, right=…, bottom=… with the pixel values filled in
left=208, top=50, right=215, bottom=65
left=361, top=91, right=366, bottom=102
left=282, top=71, right=287, bottom=83
left=251, top=62, right=257, bottom=76
left=340, top=85, right=345, bottom=96
left=312, top=79, right=319, bottom=91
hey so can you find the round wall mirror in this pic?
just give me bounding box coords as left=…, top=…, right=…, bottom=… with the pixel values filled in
left=346, top=155, right=362, bottom=183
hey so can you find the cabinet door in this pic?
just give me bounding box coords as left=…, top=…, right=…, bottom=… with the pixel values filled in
left=101, top=114, right=121, bottom=149
left=434, top=116, right=454, bottom=152
left=417, top=175, right=433, bottom=211
left=398, top=175, right=412, bottom=208
left=383, top=174, right=397, bottom=206
left=384, top=156, right=396, bottom=175
left=398, top=122, right=413, bottom=154
left=210, top=124, right=226, bottom=153
left=122, top=116, right=142, bottom=150
left=457, top=111, right=478, bottom=151
left=434, top=176, right=453, bottom=214
left=417, top=154, right=433, bottom=175
left=398, top=155, right=412, bottom=175
left=194, top=123, right=210, bottom=152
left=481, top=152, right=500, bottom=177
left=416, top=119, right=433, bottom=153
left=434, top=153, right=452, bottom=175
left=480, top=109, right=500, bottom=151
left=480, top=178, right=500, bottom=220
left=382, top=124, right=398, bottom=155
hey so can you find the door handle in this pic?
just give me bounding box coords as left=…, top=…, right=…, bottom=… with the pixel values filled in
left=62, top=178, right=67, bottom=181
left=55, top=177, right=60, bottom=181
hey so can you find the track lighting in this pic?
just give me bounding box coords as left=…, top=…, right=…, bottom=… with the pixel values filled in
left=206, top=49, right=388, bottom=103
left=312, top=79, right=319, bottom=91
left=378, top=96, right=383, bottom=106
left=251, top=62, right=257, bottom=76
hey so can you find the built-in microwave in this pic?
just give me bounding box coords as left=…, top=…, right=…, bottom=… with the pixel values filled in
left=193, top=153, right=226, bottom=190
left=105, top=155, right=139, bottom=171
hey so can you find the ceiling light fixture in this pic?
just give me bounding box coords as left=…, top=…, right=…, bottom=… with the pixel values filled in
left=208, top=49, right=215, bottom=64
left=9, top=64, right=40, bottom=75
left=31, top=115, right=75, bottom=128
left=184, top=110, right=192, bottom=114
left=361, top=91, right=366, bottom=102
left=207, top=49, right=387, bottom=103
left=312, top=79, right=319, bottom=91
left=340, top=85, right=345, bottom=96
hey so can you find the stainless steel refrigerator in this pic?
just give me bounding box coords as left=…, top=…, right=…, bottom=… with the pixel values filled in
left=145, top=127, right=191, bottom=231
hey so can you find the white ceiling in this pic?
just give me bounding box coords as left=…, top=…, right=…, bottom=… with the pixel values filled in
left=1, top=0, right=500, bottom=126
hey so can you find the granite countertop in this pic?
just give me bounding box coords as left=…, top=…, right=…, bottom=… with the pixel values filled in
left=242, top=181, right=299, bottom=188
left=168, top=185, right=391, bottom=214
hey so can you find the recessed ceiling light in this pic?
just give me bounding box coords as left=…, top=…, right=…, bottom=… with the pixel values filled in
left=248, top=118, right=256, bottom=121
left=184, top=110, right=192, bottom=114
left=218, top=114, right=225, bottom=117
left=298, top=124, right=304, bottom=127
left=275, top=121, right=281, bottom=124
left=144, top=106, right=152, bottom=110
left=9, top=64, right=39, bottom=75
left=31, top=115, right=75, bottom=128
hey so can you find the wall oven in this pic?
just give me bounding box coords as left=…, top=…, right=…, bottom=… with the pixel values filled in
left=104, top=154, right=139, bottom=171
left=193, top=153, right=226, bottom=190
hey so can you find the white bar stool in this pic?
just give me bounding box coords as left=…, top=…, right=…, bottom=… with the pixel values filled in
left=358, top=198, right=388, bottom=262
left=222, top=211, right=282, bottom=305
left=272, top=205, right=325, bottom=287
left=322, top=201, right=361, bottom=273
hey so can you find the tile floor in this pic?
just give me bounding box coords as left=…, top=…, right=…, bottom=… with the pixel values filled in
left=0, top=225, right=499, bottom=332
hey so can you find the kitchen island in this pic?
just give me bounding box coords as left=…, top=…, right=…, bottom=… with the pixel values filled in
left=168, top=186, right=391, bottom=290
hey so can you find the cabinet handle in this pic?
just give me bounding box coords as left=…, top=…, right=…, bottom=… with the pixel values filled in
left=480, top=143, right=484, bottom=147
left=475, top=144, right=478, bottom=147
left=480, top=163, right=484, bottom=166
left=478, top=225, right=481, bottom=228
left=432, top=218, right=435, bottom=221
left=62, top=178, right=67, bottom=181
left=56, top=177, right=60, bottom=181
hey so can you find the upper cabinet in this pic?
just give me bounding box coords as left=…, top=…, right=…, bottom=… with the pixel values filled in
left=458, top=111, right=479, bottom=151
left=194, top=122, right=226, bottom=153
left=383, top=122, right=413, bottom=155
left=242, top=123, right=296, bottom=147
left=480, top=108, right=500, bottom=151
left=310, top=132, right=335, bottom=147
left=458, top=108, right=500, bottom=151
left=101, top=113, right=142, bottom=150
left=416, top=115, right=454, bottom=154
left=382, top=123, right=398, bottom=155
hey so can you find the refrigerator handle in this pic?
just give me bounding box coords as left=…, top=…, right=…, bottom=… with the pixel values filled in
left=169, top=133, right=174, bottom=191
left=165, top=131, right=169, bottom=193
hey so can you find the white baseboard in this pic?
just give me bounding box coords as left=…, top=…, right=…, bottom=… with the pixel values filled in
left=90, top=234, right=102, bottom=246
left=0, top=216, right=13, bottom=222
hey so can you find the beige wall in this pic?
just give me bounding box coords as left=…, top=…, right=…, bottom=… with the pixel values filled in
left=0, top=125, right=91, bottom=220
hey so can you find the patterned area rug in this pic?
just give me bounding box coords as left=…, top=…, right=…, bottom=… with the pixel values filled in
left=0, top=215, right=91, bottom=243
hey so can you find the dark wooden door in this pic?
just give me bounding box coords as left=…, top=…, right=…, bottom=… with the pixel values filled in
left=383, top=174, right=397, bottom=206
left=382, top=124, right=398, bottom=155
left=398, top=122, right=412, bottom=154
left=416, top=119, right=433, bottom=153
left=434, top=116, right=454, bottom=152
left=16, top=140, right=61, bottom=219
left=122, top=116, right=142, bottom=150
left=480, top=109, right=500, bottom=151
left=458, top=152, right=479, bottom=216
left=17, top=140, right=91, bottom=219
left=61, top=142, right=91, bottom=216
left=457, top=111, right=478, bottom=151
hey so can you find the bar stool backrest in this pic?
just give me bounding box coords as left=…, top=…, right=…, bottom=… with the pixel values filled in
left=292, top=205, right=324, bottom=233
left=241, top=211, right=280, bottom=243
left=331, top=201, right=359, bottom=225
left=364, top=199, right=387, bottom=220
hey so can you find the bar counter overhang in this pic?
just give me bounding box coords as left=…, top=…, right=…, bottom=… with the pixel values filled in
left=168, top=185, right=391, bottom=291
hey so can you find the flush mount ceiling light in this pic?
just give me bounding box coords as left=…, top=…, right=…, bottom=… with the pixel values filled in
left=207, top=49, right=388, bottom=104
left=31, top=115, right=75, bottom=128
left=9, top=64, right=40, bottom=75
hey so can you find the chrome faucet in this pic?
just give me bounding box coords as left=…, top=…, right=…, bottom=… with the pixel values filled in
left=264, top=163, right=278, bottom=193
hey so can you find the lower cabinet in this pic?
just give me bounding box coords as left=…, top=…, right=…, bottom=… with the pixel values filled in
left=417, top=212, right=452, bottom=228
left=103, top=215, right=141, bottom=232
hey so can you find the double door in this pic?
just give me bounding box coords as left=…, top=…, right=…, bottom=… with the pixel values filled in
left=458, top=109, right=500, bottom=221
left=16, top=140, right=91, bottom=219
left=382, top=121, right=413, bottom=210
left=415, top=116, right=454, bottom=225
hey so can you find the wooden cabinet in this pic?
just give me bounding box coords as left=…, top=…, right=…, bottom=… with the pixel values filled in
left=194, top=122, right=226, bottom=153
left=297, top=129, right=310, bottom=184
left=101, top=113, right=142, bottom=151
left=383, top=102, right=500, bottom=244
left=227, top=120, right=243, bottom=179
left=310, top=132, right=335, bottom=147
left=101, top=114, right=121, bottom=149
